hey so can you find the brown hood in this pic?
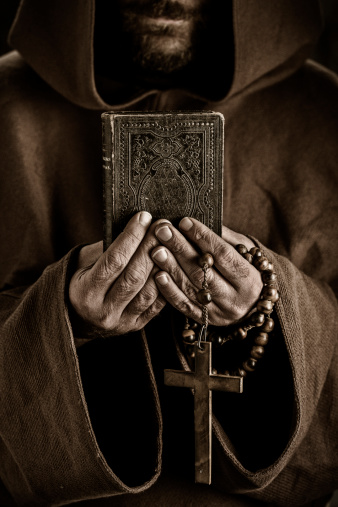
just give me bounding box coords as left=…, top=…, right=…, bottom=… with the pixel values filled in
left=8, top=0, right=322, bottom=110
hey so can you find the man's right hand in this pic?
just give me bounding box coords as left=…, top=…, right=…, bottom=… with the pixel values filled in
left=69, top=212, right=167, bottom=338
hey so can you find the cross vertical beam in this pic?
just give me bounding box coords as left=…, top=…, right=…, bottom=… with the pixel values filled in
left=194, top=342, right=212, bottom=483
left=164, top=342, right=243, bottom=484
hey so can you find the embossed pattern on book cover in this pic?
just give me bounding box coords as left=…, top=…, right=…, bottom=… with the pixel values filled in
left=102, top=111, right=224, bottom=248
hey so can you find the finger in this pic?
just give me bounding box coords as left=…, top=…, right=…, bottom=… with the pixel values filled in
left=154, top=223, right=236, bottom=297
left=152, top=246, right=199, bottom=299
left=106, top=219, right=171, bottom=305
left=124, top=266, right=161, bottom=316
left=221, top=225, right=255, bottom=250
left=89, top=211, right=152, bottom=291
left=154, top=271, right=204, bottom=323
left=135, top=295, right=167, bottom=328
left=151, top=245, right=234, bottom=302
left=119, top=265, right=167, bottom=328
left=178, top=217, right=256, bottom=288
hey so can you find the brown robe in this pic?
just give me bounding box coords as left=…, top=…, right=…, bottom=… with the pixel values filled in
left=0, top=0, right=337, bottom=505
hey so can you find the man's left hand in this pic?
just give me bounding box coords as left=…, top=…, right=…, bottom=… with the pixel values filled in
left=151, top=217, right=262, bottom=326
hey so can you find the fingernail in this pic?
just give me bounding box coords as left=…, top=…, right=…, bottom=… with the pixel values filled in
left=152, top=248, right=168, bottom=263
left=156, top=225, right=172, bottom=241
left=157, top=219, right=171, bottom=225
left=139, top=211, right=152, bottom=226
left=179, top=217, right=193, bottom=231
left=156, top=274, right=168, bottom=286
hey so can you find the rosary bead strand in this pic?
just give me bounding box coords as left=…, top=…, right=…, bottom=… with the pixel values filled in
left=180, top=245, right=279, bottom=377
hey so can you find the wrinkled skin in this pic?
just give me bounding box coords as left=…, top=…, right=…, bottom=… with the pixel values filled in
left=69, top=213, right=262, bottom=339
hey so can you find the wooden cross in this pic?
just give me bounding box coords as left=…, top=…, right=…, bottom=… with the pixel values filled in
left=164, top=342, right=243, bottom=484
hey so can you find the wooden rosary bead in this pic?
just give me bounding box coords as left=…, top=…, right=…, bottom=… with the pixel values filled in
left=232, top=327, right=247, bottom=340
left=198, top=253, right=214, bottom=268
left=254, top=256, right=269, bottom=271
left=250, top=345, right=265, bottom=359
left=243, top=252, right=253, bottom=263
left=254, top=332, right=269, bottom=346
left=261, top=286, right=279, bottom=303
left=197, top=288, right=212, bottom=305
left=250, top=312, right=265, bottom=327
left=180, top=245, right=279, bottom=379
left=257, top=299, right=274, bottom=314
left=262, top=271, right=277, bottom=284
left=236, top=244, right=248, bottom=255
left=210, top=333, right=223, bottom=347
left=238, top=368, right=247, bottom=377
left=261, top=317, right=274, bottom=333
left=182, top=329, right=196, bottom=344
left=186, top=345, right=196, bottom=358
left=243, top=358, right=257, bottom=372
left=250, top=247, right=261, bottom=257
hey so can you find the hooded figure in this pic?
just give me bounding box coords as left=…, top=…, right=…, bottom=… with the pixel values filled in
left=0, top=1, right=338, bottom=506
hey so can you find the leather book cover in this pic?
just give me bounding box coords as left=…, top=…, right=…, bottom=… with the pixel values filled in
left=102, top=111, right=224, bottom=249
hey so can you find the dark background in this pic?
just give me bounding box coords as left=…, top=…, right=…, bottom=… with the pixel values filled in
left=0, top=0, right=338, bottom=72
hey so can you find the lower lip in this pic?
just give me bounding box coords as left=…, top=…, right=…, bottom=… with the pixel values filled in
left=140, top=16, right=188, bottom=27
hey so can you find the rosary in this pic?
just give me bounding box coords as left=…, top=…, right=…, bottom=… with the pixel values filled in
left=164, top=245, right=279, bottom=484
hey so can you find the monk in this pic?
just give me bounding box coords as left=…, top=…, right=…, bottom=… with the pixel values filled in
left=0, top=0, right=337, bottom=505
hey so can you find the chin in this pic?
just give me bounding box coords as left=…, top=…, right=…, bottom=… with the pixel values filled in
left=133, top=33, right=194, bottom=74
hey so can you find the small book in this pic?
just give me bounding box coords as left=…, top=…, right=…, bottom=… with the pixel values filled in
left=102, top=111, right=224, bottom=249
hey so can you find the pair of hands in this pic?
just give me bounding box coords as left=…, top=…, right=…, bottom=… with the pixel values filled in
left=69, top=212, right=262, bottom=338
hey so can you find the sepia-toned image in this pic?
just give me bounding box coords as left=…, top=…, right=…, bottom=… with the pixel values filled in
left=0, top=1, right=338, bottom=506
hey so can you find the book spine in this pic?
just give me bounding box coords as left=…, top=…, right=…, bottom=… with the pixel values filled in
left=101, top=113, right=114, bottom=250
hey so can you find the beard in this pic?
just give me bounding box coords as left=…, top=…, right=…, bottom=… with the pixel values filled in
left=125, top=32, right=194, bottom=75
left=117, top=0, right=209, bottom=76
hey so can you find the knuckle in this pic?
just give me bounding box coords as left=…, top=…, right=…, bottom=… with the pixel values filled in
left=106, top=249, right=128, bottom=271
left=133, top=286, right=159, bottom=313
left=208, top=307, right=230, bottom=326
left=142, top=297, right=166, bottom=322
left=97, top=249, right=128, bottom=280
left=74, top=288, right=99, bottom=320
left=96, top=313, right=113, bottom=331
left=169, top=264, right=186, bottom=287
left=214, top=243, right=235, bottom=265
left=189, top=265, right=206, bottom=285
left=78, top=307, right=113, bottom=332
left=233, top=256, right=251, bottom=279
left=194, top=227, right=211, bottom=243
left=169, top=236, right=188, bottom=256
left=246, top=269, right=263, bottom=301
left=80, top=292, right=95, bottom=316
left=139, top=284, right=159, bottom=304
left=224, top=295, right=246, bottom=322
left=121, top=228, right=142, bottom=245
left=96, top=306, right=126, bottom=333
left=184, top=284, right=198, bottom=302
left=232, top=301, right=246, bottom=321
left=121, top=266, right=147, bottom=288
left=176, top=297, right=195, bottom=316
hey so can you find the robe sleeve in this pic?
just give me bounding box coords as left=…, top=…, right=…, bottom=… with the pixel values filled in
left=0, top=249, right=163, bottom=506
left=211, top=241, right=338, bottom=506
